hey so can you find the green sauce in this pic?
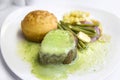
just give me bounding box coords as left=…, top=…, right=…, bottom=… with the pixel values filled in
left=18, top=38, right=110, bottom=80
left=40, top=30, right=75, bottom=55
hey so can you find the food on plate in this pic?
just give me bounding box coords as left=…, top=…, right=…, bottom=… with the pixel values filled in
left=62, top=10, right=102, bottom=35
left=58, top=11, right=102, bottom=49
left=63, top=11, right=90, bottom=23
left=39, top=30, right=77, bottom=64
left=19, top=10, right=111, bottom=80
left=19, top=37, right=110, bottom=80
left=21, top=10, right=58, bottom=42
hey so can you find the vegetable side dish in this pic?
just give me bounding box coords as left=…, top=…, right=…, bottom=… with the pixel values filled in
left=18, top=10, right=111, bottom=80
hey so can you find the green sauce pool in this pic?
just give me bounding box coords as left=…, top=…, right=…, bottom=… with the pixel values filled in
left=18, top=38, right=110, bottom=80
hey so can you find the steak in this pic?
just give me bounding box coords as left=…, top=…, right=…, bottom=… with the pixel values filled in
left=39, top=30, right=77, bottom=64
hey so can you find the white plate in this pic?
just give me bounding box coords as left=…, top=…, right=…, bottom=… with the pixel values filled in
left=1, top=5, right=120, bottom=80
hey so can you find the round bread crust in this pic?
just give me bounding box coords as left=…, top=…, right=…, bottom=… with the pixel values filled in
left=21, top=10, right=58, bottom=42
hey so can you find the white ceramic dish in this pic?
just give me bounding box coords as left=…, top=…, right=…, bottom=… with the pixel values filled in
left=1, top=5, right=120, bottom=80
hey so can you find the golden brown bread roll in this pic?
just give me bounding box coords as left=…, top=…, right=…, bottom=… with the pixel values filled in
left=21, top=10, right=58, bottom=42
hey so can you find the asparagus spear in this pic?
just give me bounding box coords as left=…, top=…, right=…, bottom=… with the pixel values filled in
left=60, top=21, right=97, bottom=34
left=72, top=23, right=99, bottom=27
left=58, top=21, right=98, bottom=50
left=61, top=21, right=99, bottom=27
left=58, top=22, right=88, bottom=50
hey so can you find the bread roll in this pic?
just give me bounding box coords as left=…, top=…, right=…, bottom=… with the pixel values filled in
left=21, top=10, right=58, bottom=42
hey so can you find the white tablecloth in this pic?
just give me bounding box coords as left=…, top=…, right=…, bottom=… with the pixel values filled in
left=0, top=0, right=120, bottom=80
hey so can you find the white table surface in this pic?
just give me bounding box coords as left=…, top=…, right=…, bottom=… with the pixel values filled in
left=0, top=0, right=120, bottom=80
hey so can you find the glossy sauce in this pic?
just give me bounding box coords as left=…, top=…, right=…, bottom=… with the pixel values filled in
left=18, top=38, right=110, bottom=80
